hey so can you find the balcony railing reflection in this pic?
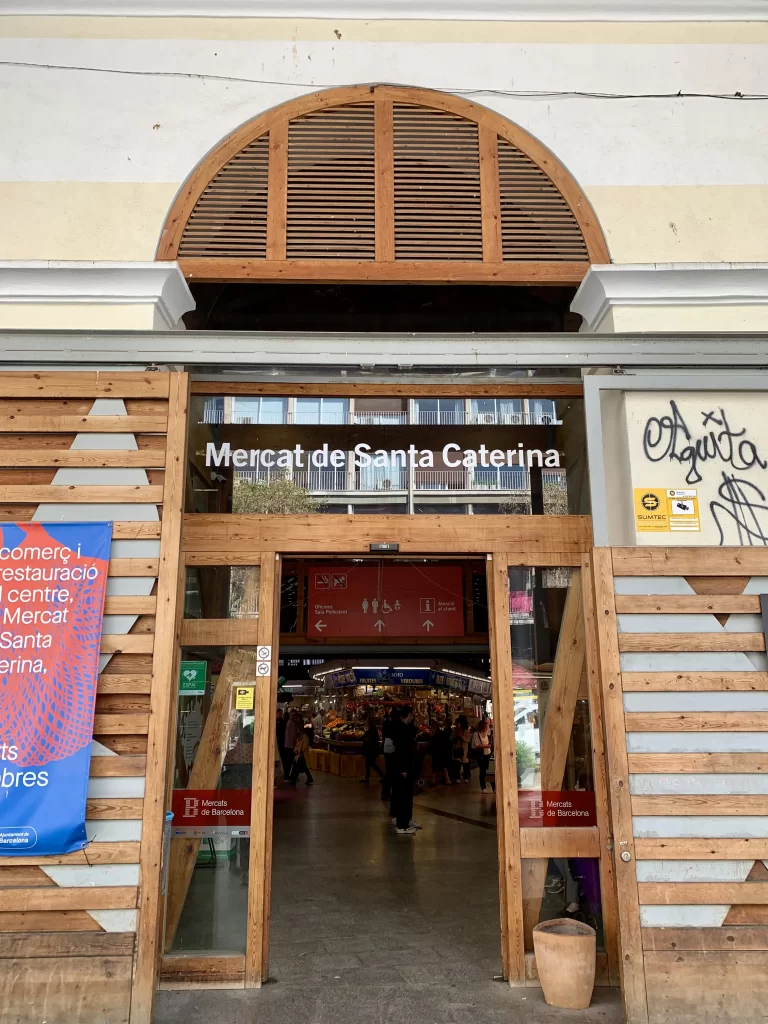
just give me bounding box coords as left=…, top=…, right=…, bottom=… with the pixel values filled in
left=234, top=467, right=565, bottom=493
left=201, top=409, right=558, bottom=427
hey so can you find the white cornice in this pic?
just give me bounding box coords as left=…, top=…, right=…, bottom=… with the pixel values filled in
left=572, top=263, right=768, bottom=331
left=0, top=261, right=195, bottom=329
left=0, top=1, right=765, bottom=20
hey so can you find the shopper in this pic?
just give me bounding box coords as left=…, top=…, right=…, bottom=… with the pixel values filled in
left=430, top=718, right=450, bottom=786
left=282, top=710, right=300, bottom=781
left=312, top=706, right=324, bottom=739
left=381, top=707, right=399, bottom=801
left=288, top=715, right=314, bottom=786
left=471, top=717, right=493, bottom=792
left=276, top=708, right=290, bottom=780
left=391, top=706, right=421, bottom=835
left=451, top=715, right=471, bottom=784
left=361, top=716, right=384, bottom=783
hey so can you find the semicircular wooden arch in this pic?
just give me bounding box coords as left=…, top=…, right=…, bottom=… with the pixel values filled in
left=158, top=84, right=609, bottom=285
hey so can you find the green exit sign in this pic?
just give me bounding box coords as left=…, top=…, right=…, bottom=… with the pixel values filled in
left=179, top=660, right=206, bottom=696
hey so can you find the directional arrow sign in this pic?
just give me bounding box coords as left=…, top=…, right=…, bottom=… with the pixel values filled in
left=423, top=619, right=435, bottom=632
left=374, top=619, right=385, bottom=632
left=315, top=620, right=327, bottom=632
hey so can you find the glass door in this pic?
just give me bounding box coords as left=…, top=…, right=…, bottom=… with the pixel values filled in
left=486, top=553, right=618, bottom=987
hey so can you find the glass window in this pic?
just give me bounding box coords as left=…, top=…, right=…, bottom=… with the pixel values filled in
left=166, top=645, right=260, bottom=954
left=471, top=398, right=523, bottom=424
left=231, top=396, right=287, bottom=424
left=522, top=858, right=603, bottom=952
left=295, top=397, right=349, bottom=424
left=529, top=398, right=557, bottom=425
left=184, top=566, right=260, bottom=619
left=415, top=398, right=464, bottom=425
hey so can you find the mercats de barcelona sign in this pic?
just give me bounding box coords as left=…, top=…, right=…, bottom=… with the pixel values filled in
left=206, top=442, right=562, bottom=470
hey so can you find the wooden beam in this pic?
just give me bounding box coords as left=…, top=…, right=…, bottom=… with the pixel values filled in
left=619, top=633, right=765, bottom=653
left=622, top=673, right=768, bottom=692
left=592, top=548, right=648, bottom=1024
left=627, top=753, right=768, bottom=774
left=108, top=560, right=160, bottom=578
left=0, top=843, right=141, bottom=866
left=639, top=883, right=768, bottom=905
left=191, top=381, right=583, bottom=397
left=612, top=547, right=768, bottom=577
left=479, top=124, right=502, bottom=263
left=631, top=795, right=768, bottom=816
left=625, top=712, right=768, bottom=732
left=615, top=595, right=761, bottom=614
left=178, top=257, right=590, bottom=285
left=179, top=618, right=261, bottom=647
left=635, top=838, right=768, bottom=860
left=100, top=635, right=154, bottom=655
left=0, top=416, right=167, bottom=434
left=582, top=551, right=620, bottom=986
left=1, top=888, right=137, bottom=912
left=182, top=514, right=592, bottom=558
left=0, top=486, right=164, bottom=504
left=162, top=645, right=259, bottom=953
left=643, top=927, right=768, bottom=951
left=487, top=553, right=525, bottom=986
left=0, top=450, right=169, bottom=469
left=0, top=932, right=135, bottom=958
left=0, top=372, right=170, bottom=399
left=374, top=99, right=395, bottom=262
left=519, top=827, right=600, bottom=859
left=246, top=554, right=281, bottom=988
left=130, top=372, right=189, bottom=1024
left=159, top=954, right=245, bottom=985
left=266, top=122, right=288, bottom=261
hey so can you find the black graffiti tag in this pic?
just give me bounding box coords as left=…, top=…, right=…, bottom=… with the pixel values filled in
left=710, top=472, right=768, bottom=546
left=642, top=400, right=768, bottom=485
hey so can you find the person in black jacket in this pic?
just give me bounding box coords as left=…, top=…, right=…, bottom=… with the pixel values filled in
left=360, top=716, right=384, bottom=783
left=381, top=707, right=398, bottom=801
left=391, top=706, right=421, bottom=835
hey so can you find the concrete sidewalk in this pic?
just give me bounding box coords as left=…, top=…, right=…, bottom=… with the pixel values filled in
left=156, top=980, right=623, bottom=1024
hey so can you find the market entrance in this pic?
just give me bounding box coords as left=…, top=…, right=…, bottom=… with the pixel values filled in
left=270, top=557, right=500, bottom=982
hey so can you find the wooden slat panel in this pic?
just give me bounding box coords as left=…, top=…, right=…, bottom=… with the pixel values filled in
left=0, top=867, right=56, bottom=887
left=266, top=122, right=288, bottom=261
left=622, top=673, right=768, bottom=692
left=96, top=676, right=153, bottom=695
left=615, top=595, right=760, bottom=614
left=479, top=125, right=502, bottom=263
left=192, top=381, right=583, bottom=397
left=0, top=954, right=132, bottom=1024
left=374, top=99, right=395, bottom=262
left=104, top=597, right=157, bottom=616
left=92, top=714, right=149, bottom=735
left=638, top=883, right=768, bottom=905
left=0, top=932, right=135, bottom=958
left=95, top=694, right=151, bottom=715
left=612, top=548, right=768, bottom=576
left=179, top=618, right=260, bottom=646
left=0, top=843, right=141, bottom=866
left=112, top=523, right=162, bottom=540
left=85, top=798, right=143, bottom=819
left=644, top=949, right=768, bottom=1023
left=0, top=912, right=102, bottom=933
left=0, top=372, right=170, bottom=399
left=108, top=560, right=159, bottom=577
left=0, top=416, right=167, bottom=433
left=1, top=888, right=137, bottom=912
left=0, top=450, right=168, bottom=468
left=90, top=756, right=147, bottom=777
left=632, top=795, right=768, bottom=816
left=619, top=633, right=764, bottom=653
left=635, top=838, right=768, bottom=860
left=628, top=753, right=768, bottom=773
left=159, top=954, right=244, bottom=984
left=519, top=827, right=600, bottom=858
left=0, top=486, right=163, bottom=504
left=100, top=635, right=154, bottom=655
left=643, top=927, right=768, bottom=951
left=625, top=712, right=768, bottom=732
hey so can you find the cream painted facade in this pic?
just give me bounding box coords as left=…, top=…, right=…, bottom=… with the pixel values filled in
left=0, top=4, right=766, bottom=328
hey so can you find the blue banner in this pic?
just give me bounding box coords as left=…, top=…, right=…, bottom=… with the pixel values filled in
left=0, top=522, right=112, bottom=856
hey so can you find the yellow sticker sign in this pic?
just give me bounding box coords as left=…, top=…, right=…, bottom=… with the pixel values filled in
left=667, top=488, right=700, bottom=532
left=235, top=687, right=255, bottom=710
left=634, top=488, right=670, bottom=532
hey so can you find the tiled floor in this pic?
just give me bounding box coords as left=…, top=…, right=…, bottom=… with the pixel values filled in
left=156, top=773, right=622, bottom=1024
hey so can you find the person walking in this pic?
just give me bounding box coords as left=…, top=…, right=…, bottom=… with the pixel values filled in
left=288, top=715, right=314, bottom=786
left=361, top=716, right=384, bottom=783
left=391, top=706, right=421, bottom=835
left=471, top=717, right=493, bottom=792
left=275, top=708, right=287, bottom=780
left=381, top=707, right=398, bottom=801
left=430, top=718, right=450, bottom=785
left=451, top=715, right=471, bottom=784
left=282, top=710, right=300, bottom=781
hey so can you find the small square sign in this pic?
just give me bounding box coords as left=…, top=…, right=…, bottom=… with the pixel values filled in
left=256, top=661, right=271, bottom=676
left=235, top=687, right=255, bottom=710
left=179, top=660, right=206, bottom=696
left=257, top=645, right=272, bottom=661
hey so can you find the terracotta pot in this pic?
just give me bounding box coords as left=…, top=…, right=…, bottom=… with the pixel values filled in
left=532, top=918, right=596, bottom=1010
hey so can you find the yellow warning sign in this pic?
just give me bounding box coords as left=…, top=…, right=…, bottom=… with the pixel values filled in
left=667, top=488, right=700, bottom=532
left=235, top=687, right=255, bottom=710
left=634, top=488, right=670, bottom=532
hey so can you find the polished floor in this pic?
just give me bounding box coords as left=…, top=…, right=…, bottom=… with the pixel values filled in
left=156, top=772, right=622, bottom=1024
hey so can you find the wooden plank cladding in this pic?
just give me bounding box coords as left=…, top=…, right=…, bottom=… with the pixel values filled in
left=0, top=370, right=188, bottom=1024
left=619, top=633, right=765, bottom=652
left=612, top=547, right=768, bottom=576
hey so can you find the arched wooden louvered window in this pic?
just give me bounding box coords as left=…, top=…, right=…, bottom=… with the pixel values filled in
left=159, top=86, right=608, bottom=284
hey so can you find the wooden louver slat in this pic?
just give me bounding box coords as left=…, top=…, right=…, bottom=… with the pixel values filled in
left=497, top=136, right=588, bottom=262
left=393, top=104, right=482, bottom=262
left=178, top=134, right=269, bottom=258
left=286, top=103, right=376, bottom=260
